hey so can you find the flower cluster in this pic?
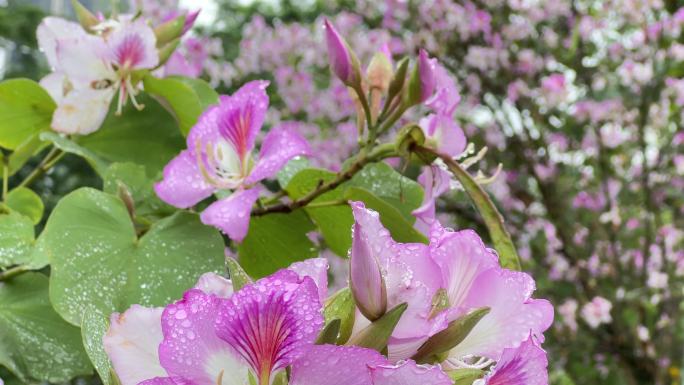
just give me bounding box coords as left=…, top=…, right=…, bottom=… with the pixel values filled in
left=104, top=201, right=552, bottom=385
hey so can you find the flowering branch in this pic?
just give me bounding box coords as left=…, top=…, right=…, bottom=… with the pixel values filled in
left=252, top=142, right=397, bottom=216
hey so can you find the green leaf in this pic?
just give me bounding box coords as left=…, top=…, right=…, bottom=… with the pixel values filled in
left=0, top=78, right=55, bottom=150
left=0, top=272, right=92, bottom=382
left=40, top=131, right=109, bottom=175
left=323, top=288, right=355, bottom=344
left=285, top=168, right=353, bottom=257
left=78, top=95, right=185, bottom=176
left=238, top=210, right=316, bottom=278
left=5, top=187, right=43, bottom=225
left=347, top=302, right=407, bottom=352
left=81, top=307, right=113, bottom=385
left=143, top=75, right=219, bottom=136
left=277, top=157, right=310, bottom=187
left=103, top=162, right=174, bottom=219
left=412, top=307, right=490, bottom=363
left=344, top=187, right=427, bottom=244
left=449, top=368, right=485, bottom=385
left=348, top=162, right=423, bottom=221
left=0, top=210, right=34, bottom=268
left=315, top=318, right=341, bottom=345
left=225, top=257, right=252, bottom=291
left=41, top=187, right=225, bottom=325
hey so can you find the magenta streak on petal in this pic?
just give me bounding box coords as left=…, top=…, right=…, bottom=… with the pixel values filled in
left=215, top=270, right=324, bottom=385
left=218, top=104, right=253, bottom=165
left=485, top=337, right=548, bottom=385
left=114, top=33, right=147, bottom=68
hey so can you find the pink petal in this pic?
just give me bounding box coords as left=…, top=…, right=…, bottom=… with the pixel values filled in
left=51, top=87, right=114, bottom=135
left=288, top=258, right=329, bottom=302
left=215, top=80, right=269, bottom=160
left=350, top=219, right=387, bottom=321
left=350, top=201, right=446, bottom=359
left=419, top=114, right=466, bottom=157
left=200, top=187, right=261, bottom=242
left=154, top=150, right=215, bottom=208
left=412, top=166, right=451, bottom=234
left=137, top=377, right=178, bottom=385
left=193, top=272, right=234, bottom=298
left=158, top=290, right=249, bottom=385
left=107, top=19, right=159, bottom=70
left=369, top=360, right=452, bottom=385
left=37, top=17, right=86, bottom=70
left=428, top=223, right=499, bottom=311
left=449, top=268, right=554, bottom=360
left=484, top=337, right=548, bottom=385
left=244, top=122, right=311, bottom=184
left=290, top=344, right=386, bottom=385
left=323, top=19, right=354, bottom=84
left=215, top=270, right=324, bottom=382
left=103, top=305, right=166, bottom=385
left=425, top=62, right=461, bottom=116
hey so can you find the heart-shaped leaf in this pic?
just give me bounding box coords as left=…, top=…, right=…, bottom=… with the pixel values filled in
left=0, top=272, right=92, bottom=382
left=0, top=78, right=55, bottom=150
left=0, top=210, right=34, bottom=268
left=40, top=187, right=225, bottom=325
left=5, top=187, right=43, bottom=225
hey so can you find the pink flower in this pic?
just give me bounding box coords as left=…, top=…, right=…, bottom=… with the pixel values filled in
left=104, top=259, right=329, bottom=385
left=412, top=165, right=452, bottom=234
left=350, top=202, right=553, bottom=362
left=580, top=296, right=612, bottom=329
left=154, top=81, right=311, bottom=241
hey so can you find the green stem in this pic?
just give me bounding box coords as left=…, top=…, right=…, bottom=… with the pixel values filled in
left=17, top=148, right=64, bottom=189
left=306, top=199, right=347, bottom=209
left=413, top=145, right=521, bottom=270
left=0, top=265, right=29, bottom=281
left=377, top=102, right=408, bottom=137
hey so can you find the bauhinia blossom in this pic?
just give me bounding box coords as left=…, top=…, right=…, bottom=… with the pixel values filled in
left=349, top=201, right=553, bottom=366
left=154, top=80, right=311, bottom=241
left=37, top=15, right=162, bottom=134
left=104, top=259, right=328, bottom=385
left=580, top=296, right=612, bottom=329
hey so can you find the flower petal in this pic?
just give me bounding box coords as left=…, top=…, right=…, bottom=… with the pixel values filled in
left=483, top=336, right=548, bottom=385
left=55, top=34, right=113, bottom=89
left=244, top=122, right=311, bottom=184
left=215, top=80, right=269, bottom=160
left=154, top=150, right=215, bottom=208
left=39, top=72, right=67, bottom=103
left=429, top=223, right=499, bottom=311
left=369, top=360, right=452, bottom=385
left=200, top=187, right=261, bottom=242
left=103, top=305, right=166, bottom=385
left=448, top=269, right=554, bottom=360
left=51, top=87, right=114, bottom=135
left=194, top=272, right=234, bottom=298
left=287, top=258, right=329, bottom=302
left=107, top=19, right=159, bottom=69
left=215, top=269, right=324, bottom=382
left=419, top=114, right=466, bottom=157
left=37, top=17, right=86, bottom=70
left=412, top=166, right=451, bottom=234
left=158, top=290, right=249, bottom=385
left=350, top=201, right=446, bottom=359
left=290, top=344, right=386, bottom=385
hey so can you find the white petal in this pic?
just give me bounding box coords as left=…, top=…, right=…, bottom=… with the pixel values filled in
left=103, top=305, right=166, bottom=385
left=37, top=17, right=86, bottom=70
left=51, top=88, right=114, bottom=135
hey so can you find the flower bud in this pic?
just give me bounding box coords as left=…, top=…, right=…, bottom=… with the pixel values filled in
left=406, top=49, right=436, bottom=106
left=323, top=19, right=361, bottom=87
left=366, top=48, right=393, bottom=92
left=350, top=221, right=387, bottom=321
left=71, top=0, right=99, bottom=30
left=154, top=14, right=186, bottom=48
left=156, top=38, right=181, bottom=66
